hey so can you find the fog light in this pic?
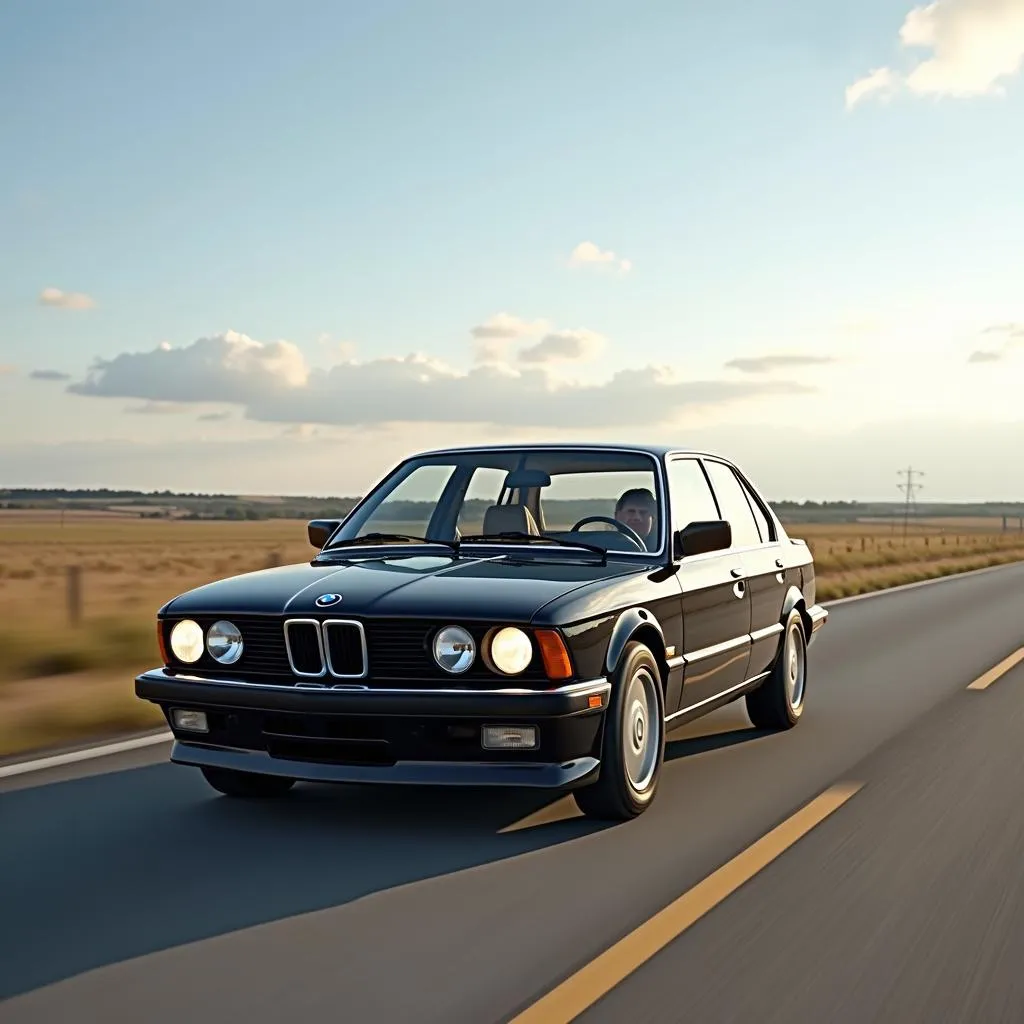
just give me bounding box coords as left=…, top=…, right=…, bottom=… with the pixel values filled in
left=171, top=709, right=209, bottom=733
left=481, top=724, right=538, bottom=750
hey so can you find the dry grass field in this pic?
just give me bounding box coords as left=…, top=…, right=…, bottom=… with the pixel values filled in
left=2, top=512, right=1023, bottom=758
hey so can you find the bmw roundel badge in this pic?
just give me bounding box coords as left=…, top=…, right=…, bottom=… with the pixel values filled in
left=315, top=593, right=343, bottom=607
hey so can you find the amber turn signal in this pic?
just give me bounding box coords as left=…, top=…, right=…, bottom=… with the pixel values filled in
left=534, top=629, right=573, bottom=680
left=156, top=621, right=169, bottom=664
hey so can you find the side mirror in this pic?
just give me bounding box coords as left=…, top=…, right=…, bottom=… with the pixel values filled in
left=307, top=519, right=341, bottom=549
left=674, top=520, right=731, bottom=558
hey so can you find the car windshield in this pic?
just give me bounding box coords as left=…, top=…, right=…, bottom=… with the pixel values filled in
left=325, top=447, right=665, bottom=558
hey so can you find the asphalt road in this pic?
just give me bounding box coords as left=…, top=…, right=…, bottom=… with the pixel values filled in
left=2, top=561, right=1023, bottom=1024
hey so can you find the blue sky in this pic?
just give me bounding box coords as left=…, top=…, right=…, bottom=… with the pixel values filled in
left=2, top=0, right=1023, bottom=500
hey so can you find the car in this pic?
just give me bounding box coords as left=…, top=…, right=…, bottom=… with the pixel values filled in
left=135, top=442, right=828, bottom=820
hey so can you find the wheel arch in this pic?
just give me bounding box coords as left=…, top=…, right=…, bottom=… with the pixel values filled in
left=781, top=585, right=812, bottom=639
left=604, top=607, right=669, bottom=691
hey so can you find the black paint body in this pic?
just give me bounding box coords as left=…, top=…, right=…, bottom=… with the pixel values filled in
left=135, top=443, right=829, bottom=789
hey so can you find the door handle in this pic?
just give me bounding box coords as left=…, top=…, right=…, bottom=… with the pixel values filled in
left=733, top=580, right=746, bottom=598
left=730, top=567, right=744, bottom=578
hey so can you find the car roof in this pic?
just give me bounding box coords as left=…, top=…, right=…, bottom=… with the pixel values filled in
left=408, top=440, right=720, bottom=460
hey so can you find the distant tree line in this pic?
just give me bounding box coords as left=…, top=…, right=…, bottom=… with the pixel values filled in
left=1, top=488, right=1021, bottom=523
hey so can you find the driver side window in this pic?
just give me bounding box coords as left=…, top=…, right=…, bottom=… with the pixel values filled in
left=667, top=458, right=720, bottom=531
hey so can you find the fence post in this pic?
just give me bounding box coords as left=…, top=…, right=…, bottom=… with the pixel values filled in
left=67, top=565, right=82, bottom=626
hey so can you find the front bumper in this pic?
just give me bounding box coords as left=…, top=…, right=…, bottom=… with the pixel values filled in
left=135, top=668, right=608, bottom=789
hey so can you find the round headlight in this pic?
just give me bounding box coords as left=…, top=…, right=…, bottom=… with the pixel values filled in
left=207, top=620, right=243, bottom=664
left=169, top=619, right=204, bottom=663
left=489, top=626, right=533, bottom=675
left=433, top=625, right=476, bottom=674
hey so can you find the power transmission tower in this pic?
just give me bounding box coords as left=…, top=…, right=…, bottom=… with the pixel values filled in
left=897, top=466, right=924, bottom=543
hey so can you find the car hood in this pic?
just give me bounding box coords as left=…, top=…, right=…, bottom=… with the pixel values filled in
left=162, top=551, right=647, bottom=623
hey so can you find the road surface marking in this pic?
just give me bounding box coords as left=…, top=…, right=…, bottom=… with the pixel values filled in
left=966, top=648, right=1024, bottom=691
left=507, top=780, right=864, bottom=1024
left=0, top=731, right=172, bottom=779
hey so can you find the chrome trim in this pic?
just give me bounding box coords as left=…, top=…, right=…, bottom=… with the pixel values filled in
left=321, top=618, right=370, bottom=679
left=751, top=623, right=784, bottom=643
left=808, top=604, right=828, bottom=631
left=283, top=618, right=327, bottom=677
left=683, top=634, right=749, bottom=664
left=666, top=655, right=685, bottom=670
left=142, top=667, right=610, bottom=700
left=666, top=671, right=769, bottom=723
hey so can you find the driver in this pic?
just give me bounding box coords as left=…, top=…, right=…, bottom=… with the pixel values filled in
left=614, top=487, right=657, bottom=546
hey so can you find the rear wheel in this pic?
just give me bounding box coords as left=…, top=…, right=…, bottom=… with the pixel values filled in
left=745, top=609, right=807, bottom=730
left=200, top=766, right=296, bottom=799
left=573, top=641, right=665, bottom=821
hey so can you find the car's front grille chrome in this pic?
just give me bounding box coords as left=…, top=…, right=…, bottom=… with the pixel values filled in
left=283, top=618, right=368, bottom=679
left=283, top=619, right=327, bottom=677
left=322, top=619, right=369, bottom=679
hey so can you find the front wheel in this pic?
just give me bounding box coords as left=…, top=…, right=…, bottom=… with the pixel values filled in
left=200, top=766, right=296, bottom=799
left=573, top=641, right=665, bottom=821
left=745, top=609, right=807, bottom=730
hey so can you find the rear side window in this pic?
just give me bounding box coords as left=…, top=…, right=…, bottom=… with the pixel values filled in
left=702, top=460, right=762, bottom=549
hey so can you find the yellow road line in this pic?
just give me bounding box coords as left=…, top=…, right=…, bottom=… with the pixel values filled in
left=508, top=780, right=864, bottom=1023
left=966, top=648, right=1024, bottom=691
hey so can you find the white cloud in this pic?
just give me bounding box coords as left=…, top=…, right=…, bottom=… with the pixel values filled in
left=65, top=330, right=813, bottom=429
left=568, top=241, right=631, bottom=273
left=847, top=0, right=1024, bottom=108
left=70, top=330, right=309, bottom=405
left=469, top=312, right=551, bottom=363
left=29, top=369, right=72, bottom=381
left=125, top=400, right=191, bottom=415
left=282, top=423, right=319, bottom=439
left=38, top=286, right=96, bottom=310
left=470, top=312, right=550, bottom=339
left=518, top=328, right=606, bottom=364
left=845, top=67, right=901, bottom=109
left=724, top=354, right=839, bottom=374
left=967, top=321, right=1024, bottom=362
left=316, top=333, right=359, bottom=360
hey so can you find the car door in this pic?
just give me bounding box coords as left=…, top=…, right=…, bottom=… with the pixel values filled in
left=667, top=456, right=752, bottom=715
left=702, top=458, right=783, bottom=679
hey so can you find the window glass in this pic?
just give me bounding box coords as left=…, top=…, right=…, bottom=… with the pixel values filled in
left=540, top=468, right=660, bottom=551
left=332, top=448, right=664, bottom=556
left=740, top=478, right=774, bottom=542
left=666, top=458, right=720, bottom=530
left=456, top=467, right=508, bottom=534
left=345, top=463, right=455, bottom=536
left=703, top=460, right=762, bottom=548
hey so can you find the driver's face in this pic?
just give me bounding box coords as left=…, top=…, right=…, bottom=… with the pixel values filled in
left=616, top=501, right=654, bottom=537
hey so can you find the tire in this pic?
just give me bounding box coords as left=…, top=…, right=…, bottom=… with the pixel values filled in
left=200, top=766, right=296, bottom=799
left=745, top=608, right=807, bottom=730
left=573, top=641, right=665, bottom=821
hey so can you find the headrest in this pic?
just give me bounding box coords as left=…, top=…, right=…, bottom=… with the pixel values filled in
left=482, top=503, right=540, bottom=537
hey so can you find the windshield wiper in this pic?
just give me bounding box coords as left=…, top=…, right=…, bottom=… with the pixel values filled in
left=322, top=532, right=460, bottom=553
left=458, top=531, right=607, bottom=560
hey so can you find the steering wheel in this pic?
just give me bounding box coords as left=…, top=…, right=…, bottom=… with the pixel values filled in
left=570, top=515, right=646, bottom=552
